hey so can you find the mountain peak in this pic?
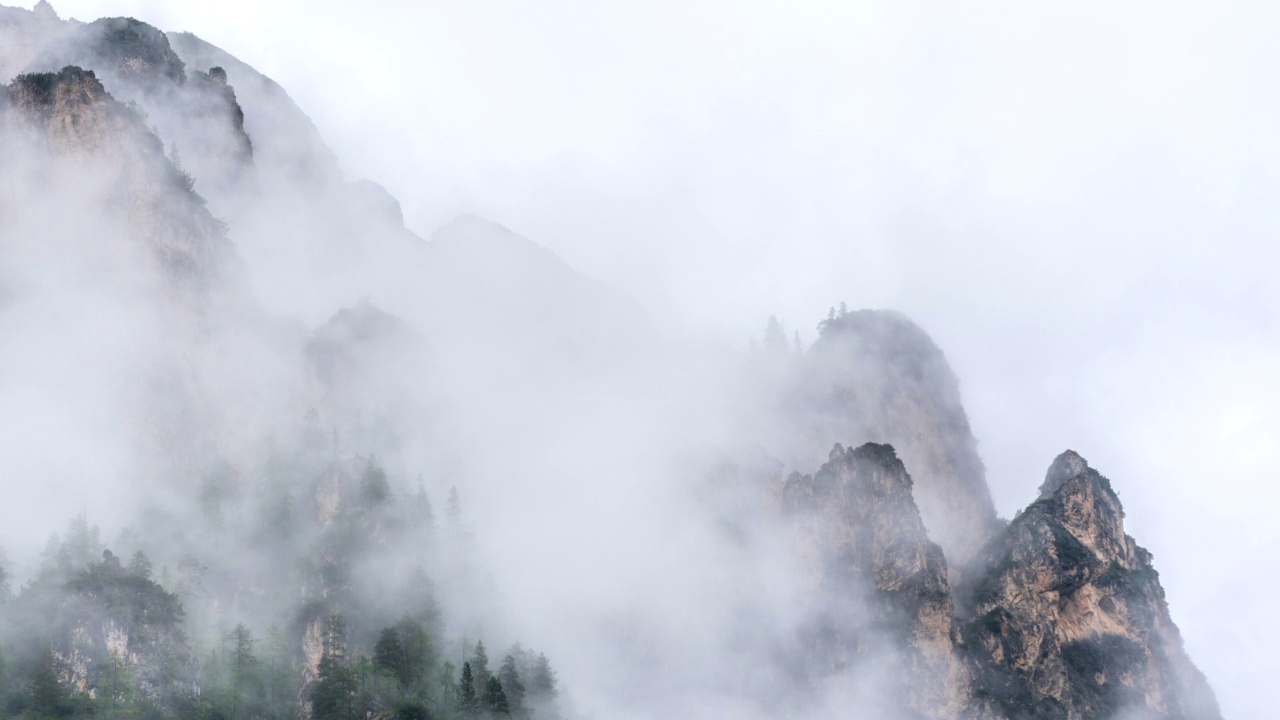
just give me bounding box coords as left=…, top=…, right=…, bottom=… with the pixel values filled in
left=1038, top=448, right=1090, bottom=499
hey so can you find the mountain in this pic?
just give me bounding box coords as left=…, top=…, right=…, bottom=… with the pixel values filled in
left=0, top=5, right=1222, bottom=720
left=782, top=309, right=1000, bottom=567
left=775, top=444, right=1221, bottom=719
left=960, top=451, right=1221, bottom=719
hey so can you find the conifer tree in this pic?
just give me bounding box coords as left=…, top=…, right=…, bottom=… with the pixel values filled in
left=529, top=653, right=557, bottom=701
left=128, top=549, right=153, bottom=580
left=471, top=641, right=491, bottom=693
left=763, top=316, right=788, bottom=354
left=498, top=654, right=526, bottom=717
left=228, top=624, right=261, bottom=719
left=374, top=627, right=406, bottom=685
left=30, top=646, right=67, bottom=718
left=414, top=479, right=435, bottom=528
left=264, top=625, right=294, bottom=718
left=457, top=662, right=478, bottom=716
left=483, top=675, right=511, bottom=716
left=312, top=612, right=358, bottom=720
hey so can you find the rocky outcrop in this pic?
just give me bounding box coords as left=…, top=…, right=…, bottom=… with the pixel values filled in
left=959, top=451, right=1221, bottom=720
left=788, top=310, right=1000, bottom=567
left=2, top=65, right=231, bottom=285
left=783, top=442, right=971, bottom=719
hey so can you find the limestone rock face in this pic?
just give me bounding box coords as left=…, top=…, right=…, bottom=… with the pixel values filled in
left=2, top=66, right=231, bottom=286
left=788, top=310, right=1000, bottom=566
left=959, top=451, right=1222, bottom=720
left=783, top=442, right=971, bottom=719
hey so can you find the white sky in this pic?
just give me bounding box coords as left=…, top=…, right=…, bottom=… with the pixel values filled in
left=31, top=1, right=1280, bottom=716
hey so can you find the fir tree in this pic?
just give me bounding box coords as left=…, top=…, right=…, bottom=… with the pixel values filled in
left=529, top=653, right=557, bottom=701
left=763, top=315, right=788, bottom=354
left=312, top=612, right=358, bottom=720
left=483, top=675, right=511, bottom=716
left=498, top=654, right=526, bottom=717
left=99, top=649, right=134, bottom=715
left=228, top=624, right=261, bottom=719
left=128, top=549, right=153, bottom=580
left=29, top=646, right=67, bottom=718
left=361, top=462, right=391, bottom=506
left=471, top=641, right=491, bottom=692
left=264, top=625, right=294, bottom=718
left=414, top=478, right=435, bottom=528
left=457, top=662, right=478, bottom=716
left=374, top=627, right=406, bottom=685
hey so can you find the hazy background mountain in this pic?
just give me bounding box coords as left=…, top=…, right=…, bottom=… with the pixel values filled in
left=1, top=1, right=1274, bottom=718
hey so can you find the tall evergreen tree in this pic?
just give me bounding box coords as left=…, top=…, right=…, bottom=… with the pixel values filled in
left=414, top=478, right=435, bottom=528
left=483, top=676, right=510, bottom=716
left=457, top=662, right=478, bottom=716
left=264, top=625, right=294, bottom=719
left=374, top=628, right=406, bottom=685
left=29, top=646, right=68, bottom=718
left=529, top=653, right=557, bottom=701
left=470, top=641, right=490, bottom=693
left=763, top=316, right=788, bottom=354
left=312, top=612, right=358, bottom=720
left=227, top=624, right=261, bottom=719
left=498, top=654, right=526, bottom=717
left=127, top=550, right=153, bottom=580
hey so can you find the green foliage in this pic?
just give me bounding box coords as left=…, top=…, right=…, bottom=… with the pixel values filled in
left=128, top=551, right=153, bottom=581
left=469, top=642, right=490, bottom=693
left=1096, top=561, right=1159, bottom=602
left=1061, top=635, right=1148, bottom=714
left=457, top=662, right=478, bottom=716
left=1051, top=525, right=1097, bottom=569
left=28, top=646, right=71, bottom=718
left=66, top=556, right=185, bottom=645
left=482, top=676, right=510, bottom=716
left=497, top=655, right=525, bottom=716
left=361, top=463, right=392, bottom=506
left=528, top=653, right=557, bottom=702
left=373, top=619, right=431, bottom=691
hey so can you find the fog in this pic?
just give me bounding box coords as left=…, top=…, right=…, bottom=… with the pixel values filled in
left=4, top=1, right=1277, bottom=718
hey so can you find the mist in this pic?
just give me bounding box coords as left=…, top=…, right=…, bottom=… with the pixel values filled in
left=1, top=1, right=1274, bottom=719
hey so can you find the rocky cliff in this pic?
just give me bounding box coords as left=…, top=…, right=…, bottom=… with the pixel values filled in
left=780, top=445, right=1221, bottom=720
left=0, top=64, right=231, bottom=289
left=782, top=442, right=971, bottom=718
left=959, top=451, right=1221, bottom=720
left=782, top=310, right=1000, bottom=567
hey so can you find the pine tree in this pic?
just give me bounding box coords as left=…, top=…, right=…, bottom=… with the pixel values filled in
left=483, top=675, right=511, bottom=716
left=763, top=316, right=788, bottom=354
left=264, top=625, right=294, bottom=718
left=128, top=550, right=153, bottom=580
left=529, top=653, right=557, bottom=701
left=312, top=612, right=358, bottom=720
left=414, top=478, right=435, bottom=528
left=374, top=627, right=406, bottom=686
left=361, top=462, right=391, bottom=506
left=99, top=649, right=134, bottom=715
left=498, top=654, right=526, bottom=717
left=63, top=513, right=101, bottom=571
left=457, top=662, right=478, bottom=716
left=471, top=641, right=491, bottom=692
left=30, top=646, right=67, bottom=718
left=227, top=624, right=261, bottom=719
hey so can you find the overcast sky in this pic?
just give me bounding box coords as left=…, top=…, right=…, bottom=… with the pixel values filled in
left=32, top=1, right=1280, bottom=716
